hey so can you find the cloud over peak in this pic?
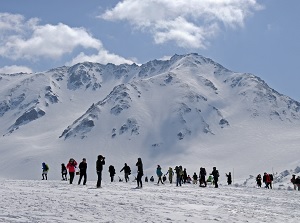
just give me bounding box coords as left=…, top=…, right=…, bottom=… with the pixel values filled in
left=101, top=0, right=262, bottom=48
left=0, top=13, right=134, bottom=68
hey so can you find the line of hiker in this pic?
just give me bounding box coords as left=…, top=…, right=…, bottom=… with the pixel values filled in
left=41, top=160, right=300, bottom=190
left=41, top=156, right=143, bottom=189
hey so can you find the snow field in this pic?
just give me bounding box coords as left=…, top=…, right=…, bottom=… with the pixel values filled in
left=0, top=179, right=299, bottom=223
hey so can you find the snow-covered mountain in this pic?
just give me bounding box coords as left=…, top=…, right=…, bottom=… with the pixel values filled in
left=0, top=53, right=299, bottom=181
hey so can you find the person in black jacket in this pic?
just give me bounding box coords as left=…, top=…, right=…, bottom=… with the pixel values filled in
left=136, top=158, right=143, bottom=188
left=295, top=176, right=300, bottom=191
left=120, top=163, right=131, bottom=182
left=96, top=155, right=105, bottom=188
left=256, top=174, right=262, bottom=187
left=61, top=163, right=67, bottom=181
left=211, top=167, right=219, bottom=188
left=226, top=172, right=232, bottom=185
left=109, top=165, right=116, bottom=182
left=199, top=167, right=207, bottom=187
left=78, top=158, right=87, bottom=185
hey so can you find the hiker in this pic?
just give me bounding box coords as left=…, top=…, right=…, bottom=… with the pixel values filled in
left=78, top=158, right=87, bottom=185
left=211, top=167, right=219, bottom=188
left=120, top=163, right=131, bottom=182
left=109, top=165, right=116, bottom=182
left=96, top=155, right=105, bottom=188
left=183, top=168, right=188, bottom=184
left=179, top=166, right=184, bottom=184
left=226, top=172, right=232, bottom=185
left=192, top=172, right=198, bottom=184
left=136, top=158, right=143, bottom=188
left=61, top=163, right=67, bottom=181
left=186, top=175, right=192, bottom=183
left=174, top=166, right=182, bottom=187
left=66, top=158, right=77, bottom=184
left=291, top=175, right=297, bottom=190
left=156, top=165, right=164, bottom=185
left=166, top=167, right=174, bottom=183
left=263, top=172, right=271, bottom=189
left=269, top=174, right=273, bottom=189
left=199, top=167, right=207, bottom=187
left=256, top=174, right=262, bottom=187
left=295, top=176, right=300, bottom=191
left=42, top=162, right=49, bottom=180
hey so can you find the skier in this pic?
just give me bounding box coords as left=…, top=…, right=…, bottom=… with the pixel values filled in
left=61, top=163, right=67, bottom=181
left=192, top=172, right=198, bottom=184
left=256, top=174, right=262, bottom=187
left=166, top=167, right=174, bottom=183
left=66, top=158, right=77, bottom=184
left=199, top=167, right=207, bottom=187
left=96, top=155, right=105, bottom=188
left=226, top=172, right=232, bottom=185
left=120, top=163, right=131, bottom=182
left=211, top=167, right=219, bottom=188
left=156, top=165, right=164, bottom=185
left=109, top=165, right=116, bottom=182
left=136, top=158, right=143, bottom=188
left=42, top=162, right=49, bottom=180
left=78, top=158, right=87, bottom=185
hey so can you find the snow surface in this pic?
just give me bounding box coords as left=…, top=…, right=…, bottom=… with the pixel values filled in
left=0, top=179, right=299, bottom=223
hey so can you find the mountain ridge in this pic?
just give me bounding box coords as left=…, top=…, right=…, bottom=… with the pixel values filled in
left=0, top=53, right=299, bottom=180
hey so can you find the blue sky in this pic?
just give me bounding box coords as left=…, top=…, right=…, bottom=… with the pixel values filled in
left=0, top=0, right=299, bottom=100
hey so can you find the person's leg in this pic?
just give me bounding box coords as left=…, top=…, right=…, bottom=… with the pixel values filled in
left=215, top=179, right=218, bottom=188
left=69, top=172, right=74, bottom=184
left=83, top=173, right=87, bottom=185
left=78, top=173, right=83, bottom=185
left=97, top=172, right=102, bottom=188
left=140, top=174, right=143, bottom=188
left=137, top=174, right=140, bottom=187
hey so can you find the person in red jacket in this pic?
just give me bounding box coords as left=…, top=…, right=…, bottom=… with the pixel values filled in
left=263, top=172, right=272, bottom=189
left=66, top=158, right=77, bottom=184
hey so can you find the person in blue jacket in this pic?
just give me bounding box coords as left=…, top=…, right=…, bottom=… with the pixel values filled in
left=156, top=165, right=164, bottom=185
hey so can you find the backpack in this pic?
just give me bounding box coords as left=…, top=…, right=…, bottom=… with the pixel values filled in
left=269, top=174, right=273, bottom=181
left=128, top=166, right=131, bottom=175
left=45, top=164, right=49, bottom=171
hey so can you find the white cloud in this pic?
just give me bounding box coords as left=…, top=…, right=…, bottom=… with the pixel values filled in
left=0, top=65, right=33, bottom=74
left=66, top=50, right=135, bottom=66
left=100, top=0, right=263, bottom=48
left=0, top=13, right=133, bottom=66
left=0, top=13, right=102, bottom=60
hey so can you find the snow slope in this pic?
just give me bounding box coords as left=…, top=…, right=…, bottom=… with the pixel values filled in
left=0, top=179, right=299, bottom=223
left=0, top=53, right=299, bottom=183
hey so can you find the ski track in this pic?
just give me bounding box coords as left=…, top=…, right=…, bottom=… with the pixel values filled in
left=0, top=180, right=299, bottom=223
